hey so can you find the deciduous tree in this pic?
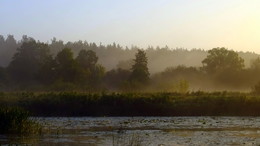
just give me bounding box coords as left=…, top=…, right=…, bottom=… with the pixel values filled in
left=8, top=41, right=51, bottom=86
left=202, top=47, right=244, bottom=74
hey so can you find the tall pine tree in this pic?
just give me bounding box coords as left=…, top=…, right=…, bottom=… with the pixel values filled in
left=130, top=49, right=150, bottom=84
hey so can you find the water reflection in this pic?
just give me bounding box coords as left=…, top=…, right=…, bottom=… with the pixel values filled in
left=1, top=117, right=260, bottom=145
left=0, top=134, right=40, bottom=145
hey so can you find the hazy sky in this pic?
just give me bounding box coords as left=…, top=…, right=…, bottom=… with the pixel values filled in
left=1, top=0, right=260, bottom=53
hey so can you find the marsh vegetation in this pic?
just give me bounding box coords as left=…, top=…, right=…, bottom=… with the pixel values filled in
left=0, top=107, right=41, bottom=134
left=0, top=91, right=260, bottom=116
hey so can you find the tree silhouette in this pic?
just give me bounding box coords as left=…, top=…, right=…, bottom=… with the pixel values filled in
left=0, top=35, right=19, bottom=67
left=76, top=50, right=98, bottom=69
left=250, top=57, right=260, bottom=71
left=8, top=41, right=51, bottom=86
left=104, top=68, right=131, bottom=90
left=76, top=50, right=105, bottom=89
left=202, top=47, right=244, bottom=74
left=130, top=49, right=150, bottom=84
left=54, top=48, right=79, bottom=83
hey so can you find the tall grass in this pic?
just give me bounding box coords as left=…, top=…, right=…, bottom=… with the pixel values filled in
left=1, top=91, right=260, bottom=116
left=0, top=107, right=41, bottom=134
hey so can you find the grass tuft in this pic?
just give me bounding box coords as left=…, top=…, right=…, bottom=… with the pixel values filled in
left=0, top=107, right=41, bottom=134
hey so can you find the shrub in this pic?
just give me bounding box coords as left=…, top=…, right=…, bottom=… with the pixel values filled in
left=252, top=81, right=260, bottom=94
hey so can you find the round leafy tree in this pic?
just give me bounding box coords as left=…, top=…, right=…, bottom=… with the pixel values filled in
left=202, top=47, right=244, bottom=73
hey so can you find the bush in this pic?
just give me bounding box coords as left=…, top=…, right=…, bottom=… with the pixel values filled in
left=0, top=107, right=41, bottom=134
left=252, top=81, right=260, bottom=94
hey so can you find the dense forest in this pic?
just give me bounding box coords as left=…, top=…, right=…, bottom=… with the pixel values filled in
left=1, top=35, right=260, bottom=92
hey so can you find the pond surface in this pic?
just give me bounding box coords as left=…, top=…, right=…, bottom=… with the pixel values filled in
left=1, top=117, right=260, bottom=145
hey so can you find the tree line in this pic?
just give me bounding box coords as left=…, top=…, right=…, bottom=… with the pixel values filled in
left=0, top=40, right=150, bottom=91
left=1, top=35, right=259, bottom=73
left=0, top=35, right=260, bottom=92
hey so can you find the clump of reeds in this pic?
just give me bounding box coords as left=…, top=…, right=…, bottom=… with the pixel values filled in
left=0, top=107, right=41, bottom=134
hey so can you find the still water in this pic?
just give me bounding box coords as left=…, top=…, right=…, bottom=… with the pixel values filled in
left=1, top=117, right=260, bottom=145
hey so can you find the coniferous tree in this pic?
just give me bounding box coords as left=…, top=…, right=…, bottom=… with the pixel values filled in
left=130, top=49, right=150, bottom=84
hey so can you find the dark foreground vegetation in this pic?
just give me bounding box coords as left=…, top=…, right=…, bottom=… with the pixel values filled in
left=1, top=92, right=260, bottom=116
left=0, top=107, right=41, bottom=134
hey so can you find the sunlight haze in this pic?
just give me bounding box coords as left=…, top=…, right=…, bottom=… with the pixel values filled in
left=1, top=0, right=260, bottom=53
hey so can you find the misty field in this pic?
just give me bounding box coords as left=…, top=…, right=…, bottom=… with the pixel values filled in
left=1, top=91, right=260, bottom=116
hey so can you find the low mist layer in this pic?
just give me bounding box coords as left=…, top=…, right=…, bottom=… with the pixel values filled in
left=0, top=35, right=260, bottom=92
